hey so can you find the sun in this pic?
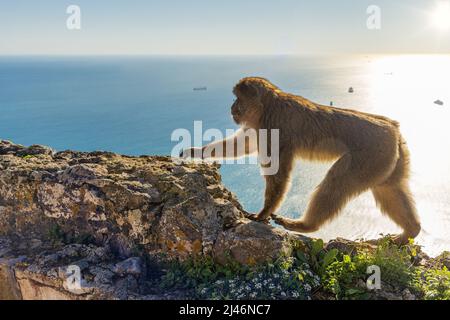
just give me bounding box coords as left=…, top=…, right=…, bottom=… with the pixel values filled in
left=430, top=1, right=450, bottom=31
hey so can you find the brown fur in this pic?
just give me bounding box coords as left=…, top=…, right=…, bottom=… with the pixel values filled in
left=184, top=77, right=421, bottom=244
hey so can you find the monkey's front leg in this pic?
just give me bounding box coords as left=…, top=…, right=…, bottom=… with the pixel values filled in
left=251, top=156, right=294, bottom=222
left=252, top=175, right=289, bottom=222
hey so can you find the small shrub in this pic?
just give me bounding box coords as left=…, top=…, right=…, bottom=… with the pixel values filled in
left=322, top=254, right=366, bottom=299
left=321, top=237, right=420, bottom=299
left=417, top=267, right=450, bottom=300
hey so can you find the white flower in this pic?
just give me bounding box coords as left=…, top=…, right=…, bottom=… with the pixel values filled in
left=304, top=284, right=312, bottom=292
left=281, top=292, right=286, bottom=296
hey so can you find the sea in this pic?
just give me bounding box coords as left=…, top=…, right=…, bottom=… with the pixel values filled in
left=1, top=54, right=449, bottom=256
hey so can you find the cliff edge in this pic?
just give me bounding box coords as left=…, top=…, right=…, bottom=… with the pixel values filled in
left=0, top=140, right=449, bottom=300
left=0, top=140, right=299, bottom=299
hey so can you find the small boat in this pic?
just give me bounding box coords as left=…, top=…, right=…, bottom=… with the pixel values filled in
left=193, top=87, right=207, bottom=91
left=434, top=99, right=444, bottom=106
left=348, top=87, right=354, bottom=93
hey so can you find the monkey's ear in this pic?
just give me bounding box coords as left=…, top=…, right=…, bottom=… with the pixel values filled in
left=236, top=82, right=258, bottom=98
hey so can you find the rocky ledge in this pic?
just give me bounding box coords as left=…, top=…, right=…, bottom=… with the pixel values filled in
left=0, top=140, right=299, bottom=299
left=0, top=140, right=449, bottom=300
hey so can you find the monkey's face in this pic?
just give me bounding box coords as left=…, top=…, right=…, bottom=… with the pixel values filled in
left=230, top=98, right=246, bottom=124
left=231, top=83, right=263, bottom=127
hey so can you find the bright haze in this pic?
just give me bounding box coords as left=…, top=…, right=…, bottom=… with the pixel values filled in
left=0, top=0, right=449, bottom=55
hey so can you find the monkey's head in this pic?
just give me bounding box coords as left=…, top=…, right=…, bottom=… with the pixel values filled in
left=231, top=77, right=281, bottom=127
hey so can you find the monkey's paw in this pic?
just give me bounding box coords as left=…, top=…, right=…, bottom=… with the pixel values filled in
left=389, top=234, right=410, bottom=246
left=245, top=212, right=271, bottom=224
left=242, top=211, right=257, bottom=219
left=179, top=147, right=203, bottom=159
left=271, top=214, right=295, bottom=229
left=271, top=214, right=286, bottom=225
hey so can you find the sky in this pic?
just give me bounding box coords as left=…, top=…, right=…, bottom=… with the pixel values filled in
left=0, top=0, right=449, bottom=55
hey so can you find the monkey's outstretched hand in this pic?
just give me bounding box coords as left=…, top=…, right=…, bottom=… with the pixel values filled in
left=179, top=147, right=204, bottom=159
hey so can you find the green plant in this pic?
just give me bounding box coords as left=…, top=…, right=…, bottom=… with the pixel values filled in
left=363, top=238, right=416, bottom=288
left=322, top=254, right=367, bottom=299
left=417, top=266, right=450, bottom=300
left=157, top=237, right=450, bottom=300
left=160, top=255, right=320, bottom=300
left=321, top=237, right=426, bottom=299
left=306, top=239, right=339, bottom=275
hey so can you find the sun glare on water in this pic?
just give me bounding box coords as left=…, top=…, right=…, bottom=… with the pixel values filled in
left=309, top=55, right=450, bottom=256
left=367, top=55, right=450, bottom=255
left=368, top=55, right=450, bottom=175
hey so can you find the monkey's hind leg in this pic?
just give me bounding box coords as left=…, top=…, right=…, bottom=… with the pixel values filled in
left=371, top=140, right=421, bottom=245
left=273, top=154, right=367, bottom=233
left=372, top=183, right=421, bottom=245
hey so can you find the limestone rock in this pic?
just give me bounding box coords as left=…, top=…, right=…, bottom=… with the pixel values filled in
left=214, top=221, right=297, bottom=265
left=0, top=140, right=301, bottom=299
